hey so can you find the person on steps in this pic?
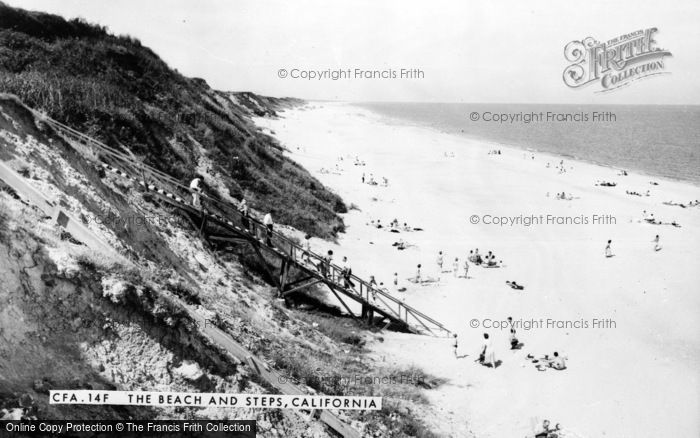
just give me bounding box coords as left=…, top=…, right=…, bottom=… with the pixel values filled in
left=263, top=212, right=274, bottom=246
left=238, top=198, right=249, bottom=230
left=189, top=177, right=202, bottom=209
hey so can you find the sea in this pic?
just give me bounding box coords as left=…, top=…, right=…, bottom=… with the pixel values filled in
left=359, top=103, right=700, bottom=185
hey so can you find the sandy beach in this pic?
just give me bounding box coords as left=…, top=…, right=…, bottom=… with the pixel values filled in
left=256, top=103, right=700, bottom=438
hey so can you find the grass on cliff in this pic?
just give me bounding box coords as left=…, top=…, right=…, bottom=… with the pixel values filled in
left=0, top=1, right=345, bottom=239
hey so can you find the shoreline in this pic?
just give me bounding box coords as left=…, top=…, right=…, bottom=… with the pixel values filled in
left=346, top=101, right=700, bottom=188
left=256, top=101, right=700, bottom=438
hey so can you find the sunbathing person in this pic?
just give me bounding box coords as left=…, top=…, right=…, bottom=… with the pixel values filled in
left=530, top=419, right=552, bottom=438
left=549, top=352, right=567, bottom=370
left=392, top=240, right=407, bottom=250
left=506, top=280, right=524, bottom=290
left=533, top=352, right=567, bottom=371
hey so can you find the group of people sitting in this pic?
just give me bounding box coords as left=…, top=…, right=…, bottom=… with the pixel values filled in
left=353, top=156, right=366, bottom=166
left=361, top=173, right=388, bottom=186
left=643, top=211, right=681, bottom=228
left=595, top=180, right=617, bottom=187
left=663, top=199, right=700, bottom=208
left=554, top=191, right=573, bottom=200
left=529, top=352, right=567, bottom=371
left=626, top=189, right=650, bottom=197
left=487, top=149, right=502, bottom=155
left=389, top=218, right=422, bottom=232
left=527, top=419, right=565, bottom=438
left=320, top=164, right=343, bottom=175
left=392, top=240, right=409, bottom=250
left=468, top=249, right=500, bottom=267
left=368, top=218, right=423, bottom=233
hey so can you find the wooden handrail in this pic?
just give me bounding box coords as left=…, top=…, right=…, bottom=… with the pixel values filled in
left=29, top=103, right=452, bottom=337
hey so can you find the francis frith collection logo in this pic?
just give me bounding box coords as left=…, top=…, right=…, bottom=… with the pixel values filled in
left=563, top=28, right=672, bottom=92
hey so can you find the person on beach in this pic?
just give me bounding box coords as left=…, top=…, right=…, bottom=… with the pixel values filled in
left=453, top=257, right=459, bottom=277
left=532, top=419, right=552, bottom=438
left=415, top=264, right=422, bottom=283
left=549, top=352, right=567, bottom=370
left=437, top=251, right=444, bottom=272
left=263, top=212, right=274, bottom=245
left=361, top=172, right=365, bottom=184
left=189, top=177, right=202, bottom=208
left=507, top=280, right=524, bottom=290
left=480, top=333, right=496, bottom=369
left=463, top=259, right=469, bottom=278
left=393, top=272, right=400, bottom=291
left=653, top=234, right=662, bottom=251
left=509, top=328, right=519, bottom=349
left=605, top=239, right=613, bottom=258
left=452, top=334, right=459, bottom=358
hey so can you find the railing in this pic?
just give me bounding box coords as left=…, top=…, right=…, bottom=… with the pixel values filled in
left=27, top=105, right=452, bottom=337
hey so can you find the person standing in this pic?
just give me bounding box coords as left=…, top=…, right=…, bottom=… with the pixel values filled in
left=437, top=251, right=444, bottom=272
left=653, top=234, right=662, bottom=251
left=189, top=177, right=202, bottom=209
left=324, top=250, right=334, bottom=280
left=302, top=234, right=312, bottom=262
left=605, top=239, right=613, bottom=258
left=341, top=256, right=354, bottom=288
left=453, top=257, right=459, bottom=277
left=393, top=272, right=399, bottom=291
left=452, top=334, right=459, bottom=358
left=263, top=212, right=274, bottom=246
left=415, top=264, right=422, bottom=283
left=238, top=198, right=249, bottom=230
left=463, top=259, right=470, bottom=278
left=481, top=333, right=496, bottom=369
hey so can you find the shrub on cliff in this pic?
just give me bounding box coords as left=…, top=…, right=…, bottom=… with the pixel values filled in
left=0, top=2, right=345, bottom=238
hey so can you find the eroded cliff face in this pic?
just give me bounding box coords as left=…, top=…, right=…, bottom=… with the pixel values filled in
left=0, top=93, right=337, bottom=436
left=0, top=194, right=329, bottom=437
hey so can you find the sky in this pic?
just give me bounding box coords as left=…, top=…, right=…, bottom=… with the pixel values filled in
left=7, top=0, right=700, bottom=104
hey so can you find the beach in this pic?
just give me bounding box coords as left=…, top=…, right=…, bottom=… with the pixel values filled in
left=255, top=103, right=700, bottom=438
